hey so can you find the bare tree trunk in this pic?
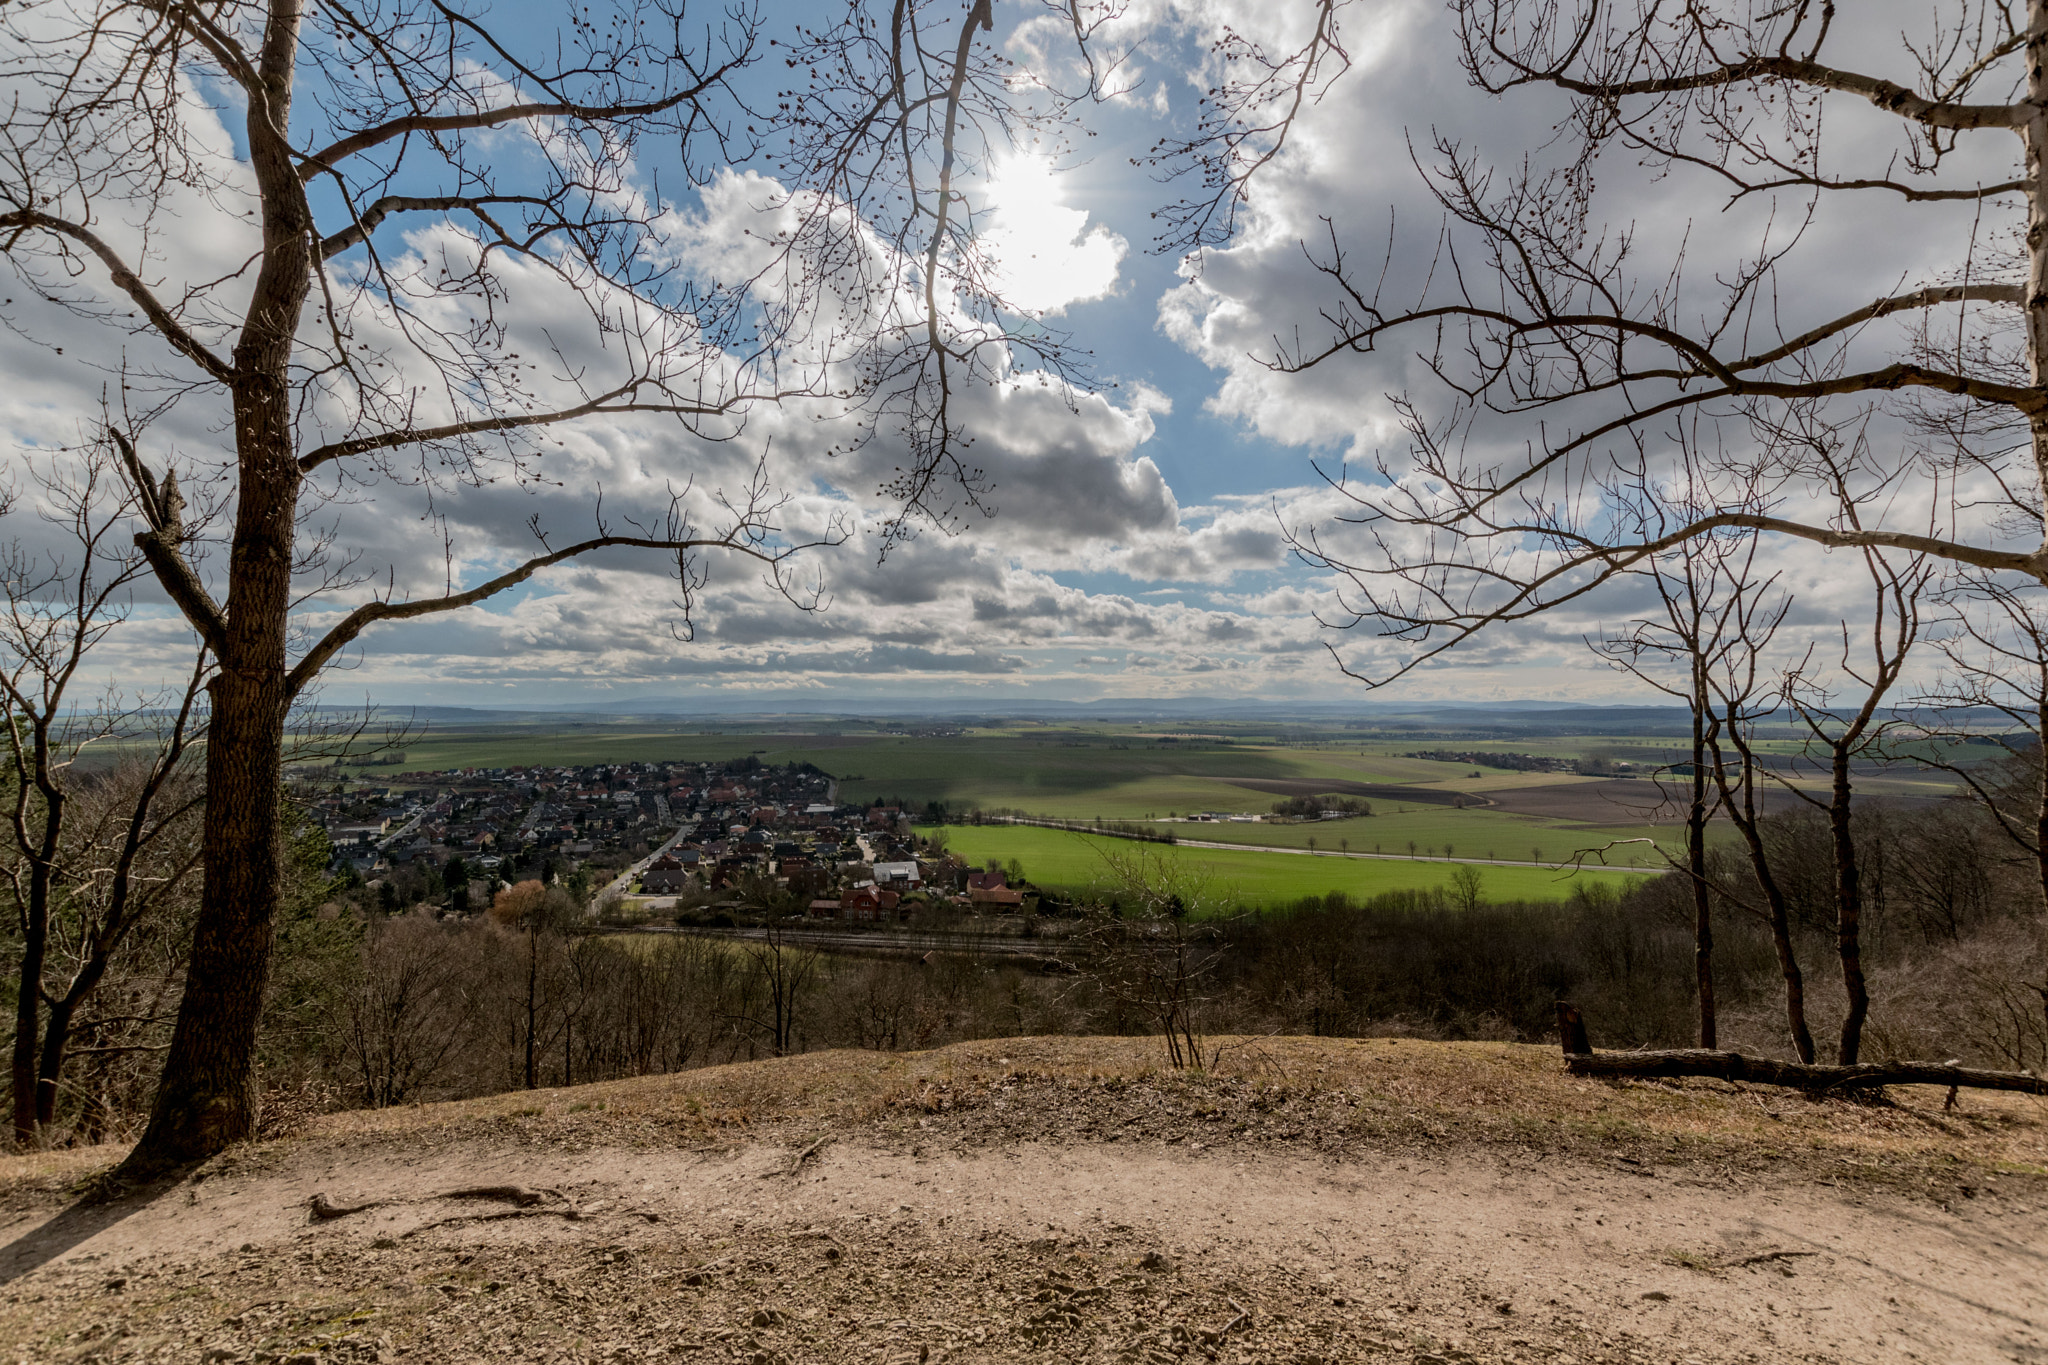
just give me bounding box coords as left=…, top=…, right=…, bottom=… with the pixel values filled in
left=1689, top=692, right=1716, bottom=1050
left=1829, top=742, right=1868, bottom=1065
left=120, top=0, right=312, bottom=1175
left=129, top=675, right=285, bottom=1166
left=33, top=996, right=76, bottom=1129
left=1566, top=1045, right=2048, bottom=1095
left=10, top=867, right=47, bottom=1144
left=11, top=788, right=61, bottom=1145
left=525, top=924, right=540, bottom=1090
left=1735, top=776, right=1814, bottom=1063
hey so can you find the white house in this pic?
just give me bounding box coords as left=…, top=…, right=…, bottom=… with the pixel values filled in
left=873, top=860, right=923, bottom=888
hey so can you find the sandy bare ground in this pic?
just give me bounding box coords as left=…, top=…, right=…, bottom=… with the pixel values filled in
left=1, top=1037, right=2044, bottom=1364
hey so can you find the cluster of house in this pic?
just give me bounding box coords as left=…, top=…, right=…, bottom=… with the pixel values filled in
left=811, top=863, right=1025, bottom=921
left=303, top=754, right=1040, bottom=918
left=300, top=757, right=837, bottom=880
left=637, top=824, right=1028, bottom=921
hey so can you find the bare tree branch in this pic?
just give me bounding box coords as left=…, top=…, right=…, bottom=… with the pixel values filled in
left=0, top=210, right=235, bottom=382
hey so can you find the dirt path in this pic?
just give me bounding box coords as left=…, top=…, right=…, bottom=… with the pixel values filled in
left=3, top=1131, right=2042, bottom=1364
left=6, top=1037, right=2047, bottom=1364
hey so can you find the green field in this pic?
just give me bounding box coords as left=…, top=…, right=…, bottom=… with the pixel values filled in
left=1154, top=809, right=1676, bottom=868
left=923, top=825, right=1645, bottom=908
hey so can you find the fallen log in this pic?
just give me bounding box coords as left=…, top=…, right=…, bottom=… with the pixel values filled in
left=1562, top=1048, right=2048, bottom=1095
left=1553, top=1001, right=2048, bottom=1096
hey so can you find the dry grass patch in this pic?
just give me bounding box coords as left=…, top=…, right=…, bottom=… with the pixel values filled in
left=299, top=1035, right=2048, bottom=1189
left=7, top=1035, right=2044, bottom=1200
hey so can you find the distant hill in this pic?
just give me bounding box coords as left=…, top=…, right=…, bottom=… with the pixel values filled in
left=337, top=694, right=1699, bottom=726
left=318, top=696, right=2028, bottom=740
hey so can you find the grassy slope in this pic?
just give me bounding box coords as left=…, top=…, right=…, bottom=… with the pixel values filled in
left=924, top=824, right=1645, bottom=905
left=5, top=1034, right=2039, bottom=1365
left=11, top=1035, right=2034, bottom=1198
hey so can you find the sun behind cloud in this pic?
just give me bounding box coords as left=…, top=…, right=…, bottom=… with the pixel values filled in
left=981, top=155, right=1126, bottom=315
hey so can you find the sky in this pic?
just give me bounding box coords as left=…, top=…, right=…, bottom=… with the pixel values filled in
left=0, top=0, right=2029, bottom=712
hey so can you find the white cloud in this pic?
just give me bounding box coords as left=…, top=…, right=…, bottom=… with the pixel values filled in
left=29, top=1, right=1999, bottom=711
left=980, top=156, right=1128, bottom=315
left=1, top=138, right=1337, bottom=709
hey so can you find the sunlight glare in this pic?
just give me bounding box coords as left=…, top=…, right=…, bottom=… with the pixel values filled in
left=981, top=155, right=1125, bottom=315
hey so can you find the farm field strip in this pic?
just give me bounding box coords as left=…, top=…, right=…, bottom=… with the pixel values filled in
left=923, top=824, right=1644, bottom=908
left=1129, top=808, right=1686, bottom=867
left=1167, top=835, right=1628, bottom=871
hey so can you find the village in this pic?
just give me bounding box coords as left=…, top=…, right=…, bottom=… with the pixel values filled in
left=296, top=757, right=1028, bottom=921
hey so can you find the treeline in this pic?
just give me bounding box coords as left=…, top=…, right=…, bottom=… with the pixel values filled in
left=1405, top=750, right=1567, bottom=773
left=273, top=785, right=2047, bottom=1108
left=1218, top=791, right=2041, bottom=1067
left=1268, top=795, right=1372, bottom=818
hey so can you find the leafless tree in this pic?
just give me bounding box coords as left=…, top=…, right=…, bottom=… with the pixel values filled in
left=1587, top=509, right=1833, bottom=1063
left=1591, top=508, right=1745, bottom=1049
left=1772, top=547, right=1930, bottom=1063
left=1255, top=0, right=2048, bottom=1058
left=0, top=0, right=1342, bottom=1171
left=1277, top=2, right=2048, bottom=691
left=731, top=913, right=822, bottom=1058
left=1082, top=844, right=1226, bottom=1069
left=1, top=453, right=207, bottom=1146
left=342, top=913, right=476, bottom=1108
left=1448, top=862, right=1486, bottom=913
left=1696, top=563, right=1816, bottom=1063
left=487, top=879, right=579, bottom=1090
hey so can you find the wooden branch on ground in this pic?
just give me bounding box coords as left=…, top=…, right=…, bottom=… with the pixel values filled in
left=308, top=1192, right=384, bottom=1220
left=438, top=1184, right=555, bottom=1206
left=307, top=1184, right=562, bottom=1222
left=399, top=1206, right=589, bottom=1238
left=1553, top=1001, right=2048, bottom=1096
